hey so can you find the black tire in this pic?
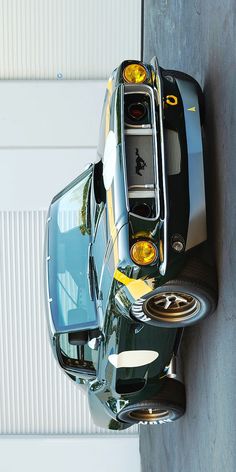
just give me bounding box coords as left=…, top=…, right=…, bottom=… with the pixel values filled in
left=131, top=257, right=217, bottom=328
left=162, top=69, right=205, bottom=125
left=117, top=378, right=185, bottom=425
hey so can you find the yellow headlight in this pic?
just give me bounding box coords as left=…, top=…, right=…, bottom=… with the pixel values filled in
left=123, top=63, right=147, bottom=84
left=130, top=240, right=157, bottom=266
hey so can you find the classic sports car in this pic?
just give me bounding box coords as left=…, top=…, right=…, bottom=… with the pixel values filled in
left=45, top=58, right=217, bottom=430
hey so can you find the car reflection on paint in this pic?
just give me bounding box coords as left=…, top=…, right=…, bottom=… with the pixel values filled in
left=45, top=58, right=217, bottom=430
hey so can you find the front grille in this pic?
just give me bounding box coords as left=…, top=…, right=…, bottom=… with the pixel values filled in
left=123, top=84, right=159, bottom=220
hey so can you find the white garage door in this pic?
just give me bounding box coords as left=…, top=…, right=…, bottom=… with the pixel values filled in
left=0, top=81, right=138, bottom=435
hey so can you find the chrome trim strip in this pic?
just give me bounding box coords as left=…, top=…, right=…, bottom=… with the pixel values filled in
left=128, top=190, right=155, bottom=198
left=124, top=128, right=153, bottom=135
left=149, top=84, right=160, bottom=219
left=128, top=184, right=154, bottom=190
left=120, top=84, right=129, bottom=211
left=87, top=242, right=94, bottom=301
left=44, top=211, right=57, bottom=338
left=150, top=56, right=168, bottom=276
left=166, top=355, right=177, bottom=379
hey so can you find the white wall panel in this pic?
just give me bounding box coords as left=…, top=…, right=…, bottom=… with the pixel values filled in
left=0, top=81, right=106, bottom=147
left=0, top=437, right=140, bottom=472
left=0, top=0, right=141, bottom=79
left=0, top=0, right=141, bottom=436
left=0, top=149, right=96, bottom=211
left=0, top=79, right=138, bottom=435
left=0, top=210, right=137, bottom=435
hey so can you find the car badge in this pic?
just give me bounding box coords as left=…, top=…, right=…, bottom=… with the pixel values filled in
left=135, top=148, right=147, bottom=176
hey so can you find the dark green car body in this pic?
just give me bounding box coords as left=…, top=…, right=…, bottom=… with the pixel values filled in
left=45, top=58, right=207, bottom=430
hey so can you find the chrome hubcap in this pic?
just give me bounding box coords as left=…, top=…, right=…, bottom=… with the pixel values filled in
left=144, top=291, right=200, bottom=322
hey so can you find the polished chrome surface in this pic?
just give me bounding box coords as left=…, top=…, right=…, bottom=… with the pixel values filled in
left=124, top=128, right=153, bottom=135
left=150, top=56, right=168, bottom=276
left=172, top=240, right=184, bottom=252
left=122, top=83, right=160, bottom=221
left=166, top=355, right=177, bottom=379
left=128, top=184, right=155, bottom=190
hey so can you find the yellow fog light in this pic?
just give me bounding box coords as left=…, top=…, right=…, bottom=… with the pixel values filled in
left=130, top=240, right=157, bottom=266
left=123, top=63, right=147, bottom=84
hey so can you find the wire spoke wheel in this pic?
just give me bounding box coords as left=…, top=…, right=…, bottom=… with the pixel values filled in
left=144, top=291, right=200, bottom=322
left=131, top=258, right=217, bottom=327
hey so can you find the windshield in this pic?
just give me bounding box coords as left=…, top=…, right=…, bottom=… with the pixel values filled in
left=47, top=169, right=97, bottom=333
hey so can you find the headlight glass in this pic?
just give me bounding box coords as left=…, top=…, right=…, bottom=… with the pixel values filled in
left=123, top=63, right=147, bottom=84
left=130, top=240, right=157, bottom=266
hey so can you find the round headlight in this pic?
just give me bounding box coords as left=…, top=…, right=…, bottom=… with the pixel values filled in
left=128, top=102, right=147, bottom=121
left=123, top=64, right=147, bottom=84
left=130, top=240, right=157, bottom=266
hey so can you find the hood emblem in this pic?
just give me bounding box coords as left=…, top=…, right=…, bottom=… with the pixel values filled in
left=108, top=350, right=159, bottom=368
left=135, top=148, right=147, bottom=176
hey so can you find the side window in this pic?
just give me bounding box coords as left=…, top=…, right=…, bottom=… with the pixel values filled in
left=59, top=333, right=98, bottom=377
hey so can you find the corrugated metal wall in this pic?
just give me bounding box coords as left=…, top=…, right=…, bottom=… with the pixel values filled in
left=0, top=0, right=141, bottom=79
left=0, top=210, right=137, bottom=434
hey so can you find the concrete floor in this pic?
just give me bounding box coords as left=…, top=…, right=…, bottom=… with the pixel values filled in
left=140, top=1, right=236, bottom=471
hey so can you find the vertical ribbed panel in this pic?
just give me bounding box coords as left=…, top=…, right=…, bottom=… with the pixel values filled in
left=0, top=0, right=141, bottom=79
left=0, top=211, right=137, bottom=434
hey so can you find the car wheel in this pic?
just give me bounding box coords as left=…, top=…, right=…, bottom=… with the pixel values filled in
left=131, top=258, right=217, bottom=328
left=117, top=378, right=185, bottom=425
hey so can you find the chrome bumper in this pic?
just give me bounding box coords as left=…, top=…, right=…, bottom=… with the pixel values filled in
left=151, top=56, right=207, bottom=256
left=175, top=78, right=207, bottom=250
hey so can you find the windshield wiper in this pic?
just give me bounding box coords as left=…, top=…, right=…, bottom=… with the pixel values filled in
left=87, top=243, right=94, bottom=301
left=85, top=178, right=92, bottom=230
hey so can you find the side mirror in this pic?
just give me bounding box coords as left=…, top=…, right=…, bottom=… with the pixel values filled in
left=88, top=330, right=103, bottom=350
left=68, top=330, right=89, bottom=346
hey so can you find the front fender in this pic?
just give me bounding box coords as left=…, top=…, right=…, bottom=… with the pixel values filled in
left=88, top=383, right=130, bottom=430
left=114, top=269, right=153, bottom=320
